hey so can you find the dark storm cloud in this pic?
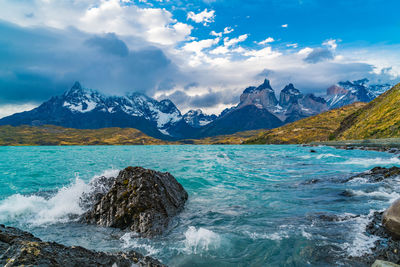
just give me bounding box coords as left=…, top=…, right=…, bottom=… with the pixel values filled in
left=85, top=33, right=129, bottom=57
left=304, top=48, right=334, bottom=63
left=0, top=21, right=179, bottom=105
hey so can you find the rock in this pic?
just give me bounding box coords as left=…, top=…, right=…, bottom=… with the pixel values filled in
left=383, top=199, right=400, bottom=239
left=372, top=260, right=400, bottom=267
left=0, top=224, right=165, bottom=267
left=344, top=166, right=400, bottom=183
left=310, top=149, right=317, bottom=153
left=353, top=211, right=400, bottom=265
left=80, top=175, right=116, bottom=210
left=81, top=166, right=188, bottom=237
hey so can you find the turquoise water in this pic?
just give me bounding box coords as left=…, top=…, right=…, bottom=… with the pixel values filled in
left=1, top=145, right=400, bottom=266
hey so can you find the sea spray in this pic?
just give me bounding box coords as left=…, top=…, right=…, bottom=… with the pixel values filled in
left=0, top=169, right=119, bottom=225
left=184, top=226, right=221, bottom=254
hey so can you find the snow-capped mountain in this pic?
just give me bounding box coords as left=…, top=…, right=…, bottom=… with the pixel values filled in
left=1, top=79, right=393, bottom=140
left=198, top=79, right=328, bottom=136
left=183, top=109, right=217, bottom=128
left=0, top=82, right=194, bottom=139
left=325, top=79, right=393, bottom=109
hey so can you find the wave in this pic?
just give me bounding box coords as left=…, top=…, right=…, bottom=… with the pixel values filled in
left=299, top=153, right=342, bottom=160
left=120, top=233, right=160, bottom=256
left=184, top=226, right=221, bottom=254
left=246, top=231, right=289, bottom=241
left=349, top=189, right=400, bottom=203
left=342, top=157, right=400, bottom=167
left=316, top=153, right=342, bottom=159
left=0, top=169, right=119, bottom=225
left=343, top=210, right=381, bottom=257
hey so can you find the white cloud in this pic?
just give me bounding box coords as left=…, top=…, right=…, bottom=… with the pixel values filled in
left=258, top=37, right=274, bottom=45
left=223, top=27, right=234, bottom=34
left=286, top=43, right=298, bottom=48
left=183, top=38, right=220, bottom=54
left=0, top=0, right=193, bottom=46
left=210, top=30, right=222, bottom=37
left=187, top=9, right=215, bottom=26
left=281, top=24, right=288, bottom=28
left=298, top=47, right=313, bottom=55
left=323, top=39, right=338, bottom=50
left=224, top=34, right=248, bottom=47
left=0, top=104, right=38, bottom=119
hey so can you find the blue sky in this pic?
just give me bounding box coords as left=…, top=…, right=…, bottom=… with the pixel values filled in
left=0, top=0, right=399, bottom=117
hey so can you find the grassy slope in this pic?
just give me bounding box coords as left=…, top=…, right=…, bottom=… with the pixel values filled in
left=181, top=129, right=265, bottom=145
left=244, top=102, right=366, bottom=144
left=334, top=83, right=400, bottom=140
left=0, top=125, right=175, bottom=146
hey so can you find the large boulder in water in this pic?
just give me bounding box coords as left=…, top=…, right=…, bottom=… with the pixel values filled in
left=383, top=199, right=400, bottom=239
left=81, top=166, right=188, bottom=237
left=0, top=224, right=165, bottom=266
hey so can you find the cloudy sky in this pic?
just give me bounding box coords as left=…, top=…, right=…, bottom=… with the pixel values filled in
left=0, top=0, right=399, bottom=117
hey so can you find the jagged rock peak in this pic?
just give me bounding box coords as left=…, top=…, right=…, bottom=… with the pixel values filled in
left=64, top=81, right=85, bottom=95
left=282, top=83, right=301, bottom=95
left=243, top=79, right=273, bottom=94
left=326, top=84, right=348, bottom=95
left=257, top=79, right=273, bottom=90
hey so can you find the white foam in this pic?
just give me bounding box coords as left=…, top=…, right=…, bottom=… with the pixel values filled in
left=248, top=231, right=289, bottom=241
left=350, top=189, right=400, bottom=202
left=316, top=153, right=341, bottom=159
left=120, top=233, right=160, bottom=256
left=342, top=157, right=400, bottom=167
left=184, top=226, right=221, bottom=254
left=0, top=169, right=119, bottom=225
left=343, top=211, right=381, bottom=257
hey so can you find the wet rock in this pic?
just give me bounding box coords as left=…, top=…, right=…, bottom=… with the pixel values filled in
left=383, top=199, right=400, bottom=239
left=315, top=213, right=359, bottom=222
left=344, top=166, right=400, bottom=183
left=353, top=211, right=400, bottom=265
left=303, top=178, right=320, bottom=185
left=0, top=224, right=165, bottom=267
left=310, top=149, right=317, bottom=153
left=372, top=260, right=400, bottom=267
left=339, top=190, right=355, bottom=197
left=81, top=166, right=188, bottom=237
left=80, top=175, right=116, bottom=210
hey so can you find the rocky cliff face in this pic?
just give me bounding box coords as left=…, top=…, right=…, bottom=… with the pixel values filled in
left=183, top=109, right=217, bottom=128
left=81, top=166, right=188, bottom=237
left=279, top=83, right=303, bottom=108
left=325, top=79, right=393, bottom=109
left=238, top=79, right=278, bottom=111
left=0, top=224, right=165, bottom=267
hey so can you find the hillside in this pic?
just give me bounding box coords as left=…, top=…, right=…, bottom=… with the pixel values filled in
left=182, top=129, right=265, bottom=145
left=332, top=83, right=400, bottom=140
left=244, top=102, right=366, bottom=144
left=0, top=125, right=174, bottom=146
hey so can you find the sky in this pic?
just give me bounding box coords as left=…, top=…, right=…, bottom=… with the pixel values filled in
left=0, top=0, right=399, bottom=117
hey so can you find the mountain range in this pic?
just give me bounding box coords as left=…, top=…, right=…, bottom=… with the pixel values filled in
left=245, top=81, right=400, bottom=144
left=0, top=78, right=393, bottom=140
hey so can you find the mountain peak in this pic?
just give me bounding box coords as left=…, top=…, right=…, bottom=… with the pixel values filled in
left=284, top=83, right=295, bottom=90
left=282, top=83, right=301, bottom=95
left=257, top=79, right=273, bottom=91
left=72, top=81, right=82, bottom=90
left=243, top=79, right=273, bottom=94
left=64, top=81, right=85, bottom=96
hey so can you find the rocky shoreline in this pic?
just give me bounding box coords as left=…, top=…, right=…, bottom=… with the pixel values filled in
left=0, top=166, right=189, bottom=267
left=343, top=167, right=400, bottom=265
left=0, top=224, right=165, bottom=266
